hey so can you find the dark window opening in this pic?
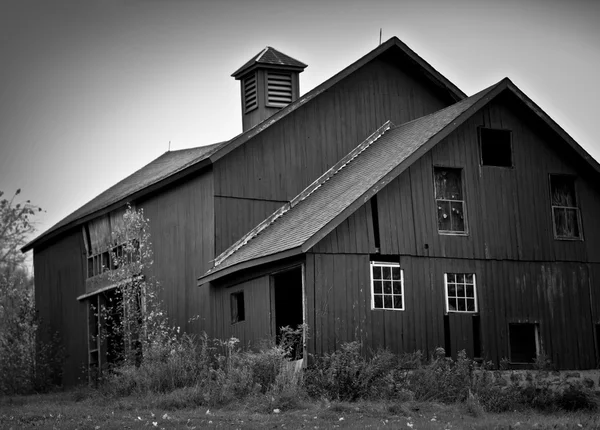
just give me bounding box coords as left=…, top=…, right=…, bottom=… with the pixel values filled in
left=550, top=175, right=581, bottom=239
left=473, top=315, right=481, bottom=358
left=509, top=323, right=538, bottom=363
left=595, top=324, right=600, bottom=364
left=230, top=291, right=245, bottom=324
left=370, top=196, right=381, bottom=252
left=480, top=128, right=513, bottom=167
left=434, top=167, right=466, bottom=233
left=443, top=315, right=452, bottom=357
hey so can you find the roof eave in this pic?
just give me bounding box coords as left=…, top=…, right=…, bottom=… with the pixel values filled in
left=197, top=247, right=303, bottom=285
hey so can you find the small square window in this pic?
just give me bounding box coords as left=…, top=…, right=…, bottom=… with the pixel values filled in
left=480, top=128, right=513, bottom=167
left=445, top=273, right=477, bottom=313
left=230, top=291, right=245, bottom=324
left=434, top=167, right=467, bottom=234
left=550, top=175, right=582, bottom=239
left=371, top=262, right=404, bottom=310
left=509, top=323, right=539, bottom=363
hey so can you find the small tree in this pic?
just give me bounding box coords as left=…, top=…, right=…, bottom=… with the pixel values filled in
left=97, top=206, right=172, bottom=367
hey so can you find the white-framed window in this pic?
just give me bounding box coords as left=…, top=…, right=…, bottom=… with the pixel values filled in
left=550, top=174, right=582, bottom=240
left=434, top=167, right=467, bottom=234
left=370, top=261, right=404, bottom=311
left=444, top=273, right=477, bottom=313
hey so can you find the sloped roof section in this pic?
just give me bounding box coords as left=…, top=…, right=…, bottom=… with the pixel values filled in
left=199, top=82, right=500, bottom=284
left=231, top=46, right=307, bottom=78
left=23, top=143, right=221, bottom=252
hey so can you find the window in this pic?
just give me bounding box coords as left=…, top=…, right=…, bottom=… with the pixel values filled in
left=509, top=323, right=539, bottom=363
left=243, top=73, right=258, bottom=113
left=480, top=128, right=513, bottom=167
left=370, top=262, right=404, bottom=310
left=230, top=291, right=245, bottom=324
left=445, top=273, right=477, bottom=312
left=434, top=167, right=467, bottom=234
left=550, top=175, right=582, bottom=239
left=266, top=71, right=293, bottom=107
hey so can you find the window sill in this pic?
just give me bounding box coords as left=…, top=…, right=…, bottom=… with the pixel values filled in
left=553, top=236, right=584, bottom=241
left=371, top=308, right=405, bottom=312
left=438, top=231, right=469, bottom=236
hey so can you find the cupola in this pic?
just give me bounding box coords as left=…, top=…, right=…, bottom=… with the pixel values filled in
left=232, top=46, right=307, bottom=131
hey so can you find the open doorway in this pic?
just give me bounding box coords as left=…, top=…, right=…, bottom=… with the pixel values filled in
left=271, top=266, right=304, bottom=360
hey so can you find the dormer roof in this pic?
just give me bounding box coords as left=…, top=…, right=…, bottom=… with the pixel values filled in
left=231, top=46, right=307, bottom=79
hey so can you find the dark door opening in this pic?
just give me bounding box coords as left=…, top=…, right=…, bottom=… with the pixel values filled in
left=272, top=266, right=304, bottom=359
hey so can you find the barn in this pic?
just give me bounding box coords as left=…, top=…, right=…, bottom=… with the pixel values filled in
left=24, top=37, right=600, bottom=386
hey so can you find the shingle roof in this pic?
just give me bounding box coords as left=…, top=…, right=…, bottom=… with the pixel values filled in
left=22, top=143, right=221, bottom=251
left=231, top=46, right=307, bottom=78
left=199, top=81, right=502, bottom=283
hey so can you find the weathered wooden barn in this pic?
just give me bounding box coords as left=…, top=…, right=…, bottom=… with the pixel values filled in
left=24, top=37, right=600, bottom=386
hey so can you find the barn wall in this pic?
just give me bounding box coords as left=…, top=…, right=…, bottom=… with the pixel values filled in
left=214, top=54, right=455, bottom=254
left=211, top=275, right=272, bottom=347
left=34, top=229, right=87, bottom=386
left=316, top=95, right=600, bottom=263
left=138, top=168, right=214, bottom=335
left=305, top=253, right=599, bottom=369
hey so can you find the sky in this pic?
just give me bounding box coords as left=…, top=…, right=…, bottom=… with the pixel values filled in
left=1, top=0, right=599, bottom=260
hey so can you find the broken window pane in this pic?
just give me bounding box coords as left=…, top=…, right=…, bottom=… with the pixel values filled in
left=435, top=168, right=463, bottom=199
left=550, top=175, right=581, bottom=239
left=434, top=167, right=466, bottom=233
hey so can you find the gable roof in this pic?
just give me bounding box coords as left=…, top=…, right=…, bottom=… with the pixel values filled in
left=231, top=46, right=307, bottom=78
left=198, top=77, right=600, bottom=284
left=24, top=37, right=465, bottom=252
left=22, top=143, right=221, bottom=252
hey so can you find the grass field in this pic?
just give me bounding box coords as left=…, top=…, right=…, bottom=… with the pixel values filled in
left=1, top=391, right=599, bottom=429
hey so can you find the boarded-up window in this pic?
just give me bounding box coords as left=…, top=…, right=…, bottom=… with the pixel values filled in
left=445, top=273, right=477, bottom=312
left=480, top=128, right=513, bottom=167
left=370, top=262, right=404, bottom=310
left=434, top=167, right=466, bottom=233
left=509, top=323, right=539, bottom=363
left=550, top=175, right=581, bottom=239
left=230, top=291, right=245, bottom=324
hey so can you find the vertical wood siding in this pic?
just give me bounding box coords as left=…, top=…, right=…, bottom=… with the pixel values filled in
left=305, top=254, right=599, bottom=369
left=315, top=95, right=600, bottom=262
left=211, top=275, right=272, bottom=346
left=138, top=169, right=214, bottom=335
left=34, top=230, right=87, bottom=386
left=214, top=55, right=454, bottom=253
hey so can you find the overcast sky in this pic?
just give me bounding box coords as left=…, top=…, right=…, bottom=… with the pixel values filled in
left=1, top=0, right=599, bottom=254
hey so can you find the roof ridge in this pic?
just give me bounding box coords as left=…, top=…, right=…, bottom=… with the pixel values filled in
left=212, top=120, right=393, bottom=268
left=255, top=46, right=270, bottom=63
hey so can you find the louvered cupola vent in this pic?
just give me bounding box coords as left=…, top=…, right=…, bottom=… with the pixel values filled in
left=232, top=46, right=307, bottom=131
left=243, top=73, right=258, bottom=113
left=267, top=71, right=293, bottom=107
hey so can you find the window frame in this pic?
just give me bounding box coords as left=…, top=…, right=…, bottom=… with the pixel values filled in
left=444, top=273, right=478, bottom=313
left=433, top=166, right=468, bottom=235
left=230, top=290, right=245, bottom=324
left=370, top=261, right=405, bottom=311
left=549, top=174, right=583, bottom=241
left=478, top=127, right=514, bottom=168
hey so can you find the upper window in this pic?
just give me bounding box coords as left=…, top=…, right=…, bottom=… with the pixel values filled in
left=434, top=167, right=467, bottom=234
left=370, top=262, right=404, bottom=311
left=445, top=273, right=477, bottom=313
left=480, top=128, right=513, bottom=167
left=550, top=175, right=582, bottom=240
left=230, top=291, right=245, bottom=324
left=243, top=73, right=258, bottom=113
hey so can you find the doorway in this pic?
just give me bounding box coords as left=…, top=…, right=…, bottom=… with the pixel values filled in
left=271, top=266, right=304, bottom=359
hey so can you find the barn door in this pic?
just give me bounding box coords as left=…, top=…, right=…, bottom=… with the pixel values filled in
left=271, top=265, right=305, bottom=360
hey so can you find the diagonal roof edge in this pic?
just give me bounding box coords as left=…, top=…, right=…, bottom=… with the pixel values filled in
left=212, top=120, right=394, bottom=268
left=202, top=77, right=594, bottom=285
left=209, top=36, right=467, bottom=163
